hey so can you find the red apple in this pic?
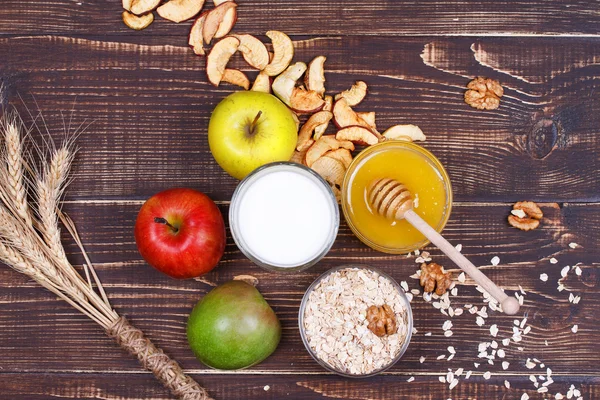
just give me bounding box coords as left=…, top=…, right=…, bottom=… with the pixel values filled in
left=134, top=188, right=226, bottom=279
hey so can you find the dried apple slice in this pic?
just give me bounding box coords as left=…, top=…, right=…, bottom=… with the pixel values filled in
left=234, top=34, right=270, bottom=70
left=305, top=56, right=326, bottom=97
left=272, top=62, right=307, bottom=106
left=131, top=0, right=161, bottom=15
left=188, top=12, right=208, bottom=55
left=123, top=0, right=133, bottom=11
left=263, top=31, right=294, bottom=76
left=311, top=156, right=346, bottom=200
left=323, top=148, right=353, bottom=169
left=335, top=81, right=368, bottom=106
left=297, top=111, right=333, bottom=151
left=251, top=71, right=271, bottom=93
left=291, top=111, right=300, bottom=133
left=202, top=2, right=237, bottom=43
left=289, top=88, right=325, bottom=114
left=122, top=10, right=154, bottom=30
left=356, top=111, right=376, bottom=131
left=290, top=141, right=312, bottom=165
left=222, top=69, right=250, bottom=89
left=305, top=135, right=354, bottom=167
left=336, top=125, right=379, bottom=146
left=313, top=95, right=333, bottom=140
left=332, top=98, right=373, bottom=131
left=157, top=0, right=205, bottom=22
left=383, top=124, right=426, bottom=142
left=214, top=4, right=237, bottom=39
left=206, top=36, right=240, bottom=86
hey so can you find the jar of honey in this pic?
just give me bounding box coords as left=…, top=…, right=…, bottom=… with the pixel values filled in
left=341, top=141, right=452, bottom=254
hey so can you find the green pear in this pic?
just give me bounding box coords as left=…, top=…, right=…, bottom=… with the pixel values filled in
left=187, top=280, right=281, bottom=370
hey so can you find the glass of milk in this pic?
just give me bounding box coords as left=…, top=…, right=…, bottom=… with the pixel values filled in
left=230, top=162, right=340, bottom=273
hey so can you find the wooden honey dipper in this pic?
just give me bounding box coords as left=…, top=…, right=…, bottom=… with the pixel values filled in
left=368, top=178, right=520, bottom=315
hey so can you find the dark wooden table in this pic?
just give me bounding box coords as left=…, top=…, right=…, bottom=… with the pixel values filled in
left=1, top=1, right=599, bottom=399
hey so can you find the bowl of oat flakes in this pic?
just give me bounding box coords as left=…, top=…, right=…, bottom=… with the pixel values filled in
left=299, top=266, right=412, bottom=377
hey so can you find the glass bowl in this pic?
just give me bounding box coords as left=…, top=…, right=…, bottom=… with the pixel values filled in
left=229, top=162, right=340, bottom=273
left=341, top=141, right=453, bottom=254
left=298, top=265, right=413, bottom=377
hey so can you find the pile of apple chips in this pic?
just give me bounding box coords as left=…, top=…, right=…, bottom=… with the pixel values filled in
left=121, top=0, right=426, bottom=198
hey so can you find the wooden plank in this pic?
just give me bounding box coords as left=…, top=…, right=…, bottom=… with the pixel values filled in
left=0, top=372, right=597, bottom=399
left=1, top=0, right=600, bottom=36
left=0, top=201, right=596, bottom=376
left=1, top=35, right=599, bottom=202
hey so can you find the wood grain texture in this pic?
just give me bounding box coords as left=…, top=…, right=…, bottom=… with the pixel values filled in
left=0, top=202, right=597, bottom=385
left=1, top=0, right=600, bottom=36
left=0, top=373, right=597, bottom=400
left=2, top=0, right=600, bottom=398
left=1, top=35, right=599, bottom=202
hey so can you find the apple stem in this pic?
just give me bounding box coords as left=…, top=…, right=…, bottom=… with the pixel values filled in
left=154, top=217, right=179, bottom=233
left=247, top=110, right=262, bottom=137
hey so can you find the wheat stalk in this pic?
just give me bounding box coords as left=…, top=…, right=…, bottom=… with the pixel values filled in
left=0, top=98, right=213, bottom=399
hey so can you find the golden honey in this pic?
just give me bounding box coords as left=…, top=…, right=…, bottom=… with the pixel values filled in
left=342, top=141, right=452, bottom=253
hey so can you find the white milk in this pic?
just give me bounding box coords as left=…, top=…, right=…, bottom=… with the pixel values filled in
left=232, top=165, right=338, bottom=268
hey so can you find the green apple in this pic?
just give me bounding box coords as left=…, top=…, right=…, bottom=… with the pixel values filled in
left=208, top=91, right=298, bottom=180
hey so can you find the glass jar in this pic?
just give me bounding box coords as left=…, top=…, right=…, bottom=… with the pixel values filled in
left=341, top=141, right=452, bottom=254
left=229, top=162, right=339, bottom=273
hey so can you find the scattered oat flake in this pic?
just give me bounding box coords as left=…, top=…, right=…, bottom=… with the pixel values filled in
left=425, top=332, right=432, bottom=336
left=444, top=330, right=454, bottom=337
left=438, top=376, right=446, bottom=383
left=455, top=244, right=462, bottom=252
left=491, top=256, right=500, bottom=266
left=521, top=394, right=529, bottom=400
left=443, top=320, right=453, bottom=331
left=483, top=371, right=491, bottom=380
left=437, top=354, right=446, bottom=360
left=457, top=272, right=465, bottom=283
left=419, top=356, right=426, bottom=363
left=465, top=370, right=472, bottom=379
left=407, top=376, right=415, bottom=382
left=502, top=338, right=510, bottom=346
left=540, top=273, right=548, bottom=282
left=504, top=380, right=511, bottom=389
left=545, top=340, right=549, bottom=346
left=490, top=324, right=499, bottom=337
left=561, top=266, right=570, bottom=278
left=449, top=378, right=459, bottom=390
left=476, top=316, right=485, bottom=326
left=502, top=361, right=510, bottom=370
left=497, top=349, right=506, bottom=358
left=575, top=266, right=582, bottom=276
left=526, top=359, right=536, bottom=369
left=569, top=242, right=578, bottom=249
left=550, top=257, right=558, bottom=264
left=450, top=287, right=458, bottom=296
left=264, top=385, right=270, bottom=391
left=571, top=324, right=578, bottom=333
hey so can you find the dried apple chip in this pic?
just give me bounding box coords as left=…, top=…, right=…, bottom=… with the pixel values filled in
left=214, top=1, right=237, bottom=38
left=157, top=0, right=205, bottom=23
left=335, top=81, right=368, bottom=106
left=123, top=0, right=133, bottom=11
left=131, top=0, right=161, bottom=15
left=336, top=125, right=379, bottom=146
left=323, top=148, right=353, bottom=169
left=311, top=156, right=346, bottom=200
left=356, top=112, right=376, bottom=131
left=206, top=36, right=240, bottom=86
left=202, top=1, right=237, bottom=43
left=313, top=95, right=333, bottom=140
left=222, top=69, right=250, bottom=90
left=263, top=31, right=294, bottom=76
left=297, top=111, right=333, bottom=151
left=234, top=34, right=270, bottom=70
left=188, top=12, right=208, bottom=55
left=272, top=62, right=307, bottom=106
left=122, top=10, right=154, bottom=30
left=305, top=136, right=354, bottom=167
left=305, top=56, right=326, bottom=97
left=383, top=124, right=426, bottom=142
left=289, top=88, right=325, bottom=114
left=251, top=71, right=271, bottom=93
left=332, top=98, right=373, bottom=131
left=290, top=141, right=312, bottom=165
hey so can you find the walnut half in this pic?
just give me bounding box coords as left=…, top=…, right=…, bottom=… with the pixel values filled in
left=464, top=77, right=503, bottom=110
left=508, top=201, right=543, bottom=231
left=420, top=262, right=452, bottom=295
left=366, top=304, right=397, bottom=337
